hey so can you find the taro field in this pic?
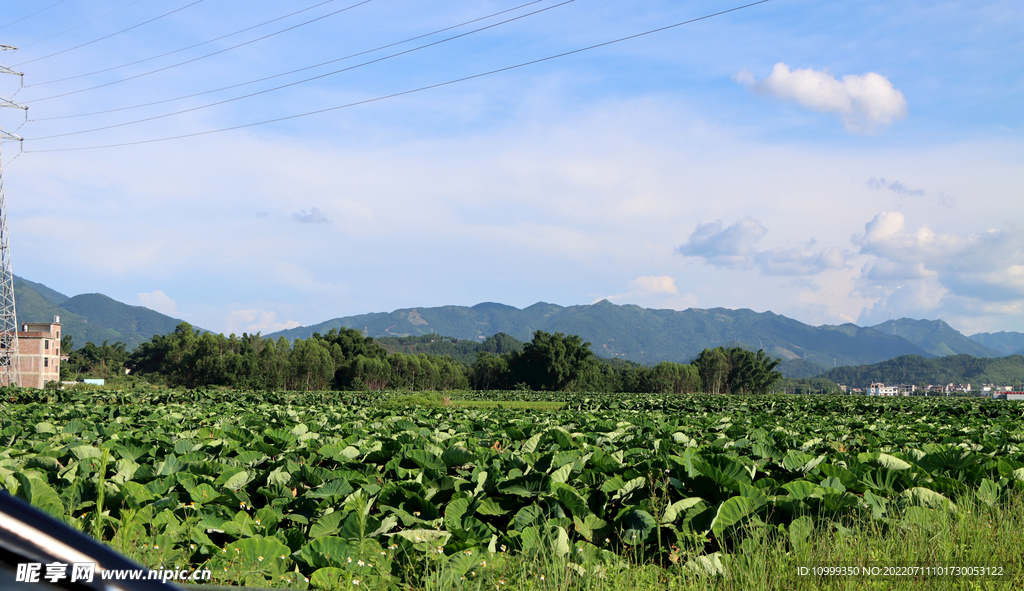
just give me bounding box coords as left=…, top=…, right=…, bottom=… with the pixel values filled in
left=2, top=389, right=1024, bottom=589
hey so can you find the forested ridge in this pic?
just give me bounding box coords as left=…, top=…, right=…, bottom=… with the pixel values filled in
left=819, top=354, right=1024, bottom=388
left=57, top=323, right=783, bottom=395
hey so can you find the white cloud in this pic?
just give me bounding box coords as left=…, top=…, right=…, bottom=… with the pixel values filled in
left=631, top=275, right=678, bottom=294
left=602, top=276, right=697, bottom=310
left=867, top=177, right=953, bottom=206
left=137, top=290, right=179, bottom=316
left=753, top=247, right=851, bottom=276
left=224, top=309, right=301, bottom=335
left=678, top=218, right=851, bottom=275
left=738, top=63, right=907, bottom=133
left=676, top=218, right=767, bottom=269
left=293, top=207, right=330, bottom=224
left=867, top=177, right=925, bottom=197
left=853, top=211, right=1024, bottom=323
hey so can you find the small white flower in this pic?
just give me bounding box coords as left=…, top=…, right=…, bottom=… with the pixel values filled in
left=353, top=579, right=360, bottom=586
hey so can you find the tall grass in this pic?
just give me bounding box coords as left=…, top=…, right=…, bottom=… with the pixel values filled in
left=344, top=492, right=1024, bottom=591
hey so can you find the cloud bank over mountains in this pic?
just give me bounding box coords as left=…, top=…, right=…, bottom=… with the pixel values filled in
left=677, top=218, right=852, bottom=276
left=677, top=210, right=1024, bottom=332
left=856, top=212, right=1024, bottom=312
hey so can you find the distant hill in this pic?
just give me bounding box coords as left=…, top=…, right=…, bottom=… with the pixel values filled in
left=376, top=333, right=526, bottom=365
left=13, top=276, right=197, bottom=350
left=267, top=300, right=936, bottom=368
left=14, top=276, right=70, bottom=306
left=777, top=359, right=832, bottom=379
left=869, top=318, right=1001, bottom=358
left=14, top=280, right=126, bottom=348
left=969, top=331, right=1024, bottom=356
left=818, top=354, right=1024, bottom=389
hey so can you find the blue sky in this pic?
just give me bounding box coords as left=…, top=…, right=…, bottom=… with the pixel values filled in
left=1, top=0, right=1022, bottom=336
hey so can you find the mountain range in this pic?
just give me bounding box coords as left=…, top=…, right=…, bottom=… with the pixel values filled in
left=11, top=276, right=1024, bottom=376
left=13, top=275, right=193, bottom=350
left=264, top=300, right=1024, bottom=371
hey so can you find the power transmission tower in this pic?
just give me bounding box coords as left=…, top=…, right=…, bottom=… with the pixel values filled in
left=0, top=43, right=26, bottom=388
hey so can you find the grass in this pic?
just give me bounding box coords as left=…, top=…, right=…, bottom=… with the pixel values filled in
left=173, top=492, right=1024, bottom=591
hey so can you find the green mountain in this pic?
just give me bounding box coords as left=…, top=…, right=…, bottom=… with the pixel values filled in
left=14, top=280, right=125, bottom=348
left=13, top=276, right=195, bottom=350
left=869, top=319, right=1001, bottom=358
left=375, top=333, right=526, bottom=366
left=777, top=359, right=832, bottom=379
left=13, top=276, right=69, bottom=306
left=968, top=331, right=1024, bottom=356
left=267, top=300, right=936, bottom=368
left=818, top=354, right=1024, bottom=389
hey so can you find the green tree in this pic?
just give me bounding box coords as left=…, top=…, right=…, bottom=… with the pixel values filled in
left=647, top=361, right=701, bottom=394
left=290, top=338, right=335, bottom=391
left=471, top=351, right=508, bottom=390
left=697, top=348, right=730, bottom=394
left=509, top=330, right=594, bottom=391
left=351, top=354, right=391, bottom=390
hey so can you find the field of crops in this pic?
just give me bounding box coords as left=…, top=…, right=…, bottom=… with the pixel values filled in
left=2, top=389, right=1024, bottom=589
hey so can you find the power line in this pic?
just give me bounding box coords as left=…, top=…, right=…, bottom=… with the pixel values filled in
left=0, top=0, right=68, bottom=32
left=33, top=0, right=551, bottom=122
left=9, top=0, right=146, bottom=50
left=28, top=0, right=575, bottom=140
left=11, top=0, right=207, bottom=67
left=25, top=0, right=375, bottom=102
left=29, top=0, right=343, bottom=87
left=25, top=1, right=770, bottom=153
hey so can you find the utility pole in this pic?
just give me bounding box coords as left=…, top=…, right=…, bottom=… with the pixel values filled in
left=0, top=44, right=26, bottom=387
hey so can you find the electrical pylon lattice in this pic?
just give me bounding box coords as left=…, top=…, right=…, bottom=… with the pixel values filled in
left=0, top=43, right=26, bottom=387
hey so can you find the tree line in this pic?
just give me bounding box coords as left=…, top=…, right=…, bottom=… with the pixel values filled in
left=60, top=323, right=782, bottom=394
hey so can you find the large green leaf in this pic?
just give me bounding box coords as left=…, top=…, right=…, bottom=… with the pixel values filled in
left=405, top=450, right=445, bottom=471
left=618, top=509, right=656, bottom=545
left=977, top=479, right=999, bottom=507
left=661, top=497, right=705, bottom=525
left=395, top=529, right=452, bottom=545
left=902, top=487, right=956, bottom=512
left=498, top=472, right=552, bottom=497
left=572, top=514, right=608, bottom=542
left=300, top=536, right=352, bottom=569
left=553, top=483, right=590, bottom=518
left=441, top=446, right=475, bottom=467
left=224, top=536, right=292, bottom=575
left=15, top=473, right=64, bottom=518
left=789, top=515, right=814, bottom=549
left=710, top=495, right=756, bottom=540
left=310, top=510, right=346, bottom=538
